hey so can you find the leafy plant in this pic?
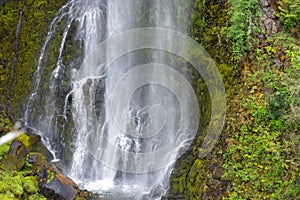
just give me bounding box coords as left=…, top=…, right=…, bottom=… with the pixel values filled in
left=222, top=32, right=300, bottom=199
left=276, top=0, right=300, bottom=29
left=224, top=0, right=260, bottom=60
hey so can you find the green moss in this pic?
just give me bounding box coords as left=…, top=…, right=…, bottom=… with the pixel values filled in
left=0, top=172, right=23, bottom=198
left=0, top=0, right=67, bottom=117
left=23, top=176, right=38, bottom=194
left=0, top=193, right=15, bottom=200
left=276, top=0, right=300, bottom=30
left=47, top=170, right=55, bottom=183
left=0, top=143, right=10, bottom=162
left=193, top=0, right=233, bottom=63
left=0, top=170, right=44, bottom=198
left=28, top=194, right=47, bottom=200
left=16, top=133, right=31, bottom=149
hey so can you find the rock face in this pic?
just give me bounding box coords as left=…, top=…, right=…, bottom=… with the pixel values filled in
left=28, top=134, right=54, bottom=162
left=40, top=172, right=78, bottom=200
left=258, top=0, right=282, bottom=35
left=28, top=152, right=102, bottom=200
left=2, top=140, right=28, bottom=171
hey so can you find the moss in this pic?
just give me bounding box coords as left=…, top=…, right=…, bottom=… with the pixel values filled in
left=0, top=143, right=10, bottom=162
left=0, top=0, right=67, bottom=118
left=0, top=169, right=44, bottom=199
left=193, top=0, right=233, bottom=64
left=0, top=114, right=12, bottom=134
left=28, top=194, right=47, bottom=200
left=0, top=193, right=16, bottom=200
left=23, top=176, right=38, bottom=194
left=0, top=172, right=23, bottom=198
left=47, top=170, right=55, bottom=183
left=15, top=133, right=31, bottom=150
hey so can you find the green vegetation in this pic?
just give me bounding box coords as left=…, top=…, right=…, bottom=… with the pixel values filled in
left=222, top=32, right=300, bottom=199
left=224, top=0, right=260, bottom=60
left=169, top=0, right=299, bottom=199
left=277, top=0, right=300, bottom=29
left=0, top=0, right=67, bottom=117
left=0, top=142, right=46, bottom=200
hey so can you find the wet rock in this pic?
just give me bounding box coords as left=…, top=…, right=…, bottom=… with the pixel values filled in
left=38, top=163, right=103, bottom=200
left=77, top=189, right=104, bottom=200
left=40, top=173, right=78, bottom=200
left=29, top=134, right=54, bottom=162
left=39, top=164, right=78, bottom=200
left=142, top=184, right=165, bottom=200
left=1, top=140, right=28, bottom=171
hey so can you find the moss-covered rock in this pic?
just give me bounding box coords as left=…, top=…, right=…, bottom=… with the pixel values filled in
left=0, top=134, right=101, bottom=199
left=1, top=139, right=28, bottom=171
left=28, top=134, right=54, bottom=162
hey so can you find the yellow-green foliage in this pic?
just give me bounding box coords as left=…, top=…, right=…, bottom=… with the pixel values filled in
left=47, top=170, right=55, bottom=183
left=0, top=113, right=12, bottom=134
left=186, top=159, right=205, bottom=197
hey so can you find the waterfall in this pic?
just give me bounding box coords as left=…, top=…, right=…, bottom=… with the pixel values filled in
left=24, top=0, right=197, bottom=199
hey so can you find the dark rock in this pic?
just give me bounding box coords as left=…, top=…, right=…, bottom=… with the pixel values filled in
left=1, top=139, right=28, bottom=171
left=38, top=164, right=103, bottom=200
left=28, top=152, right=47, bottom=165
left=26, top=152, right=49, bottom=178
left=29, top=134, right=54, bottom=162
left=40, top=173, right=78, bottom=200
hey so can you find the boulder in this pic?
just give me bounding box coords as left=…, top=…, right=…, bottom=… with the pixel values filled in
left=40, top=173, right=78, bottom=200
left=1, top=140, right=28, bottom=171
left=29, top=134, right=54, bottom=162
left=39, top=164, right=102, bottom=200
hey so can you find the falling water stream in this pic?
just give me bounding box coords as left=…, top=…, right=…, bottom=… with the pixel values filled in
left=23, top=0, right=195, bottom=199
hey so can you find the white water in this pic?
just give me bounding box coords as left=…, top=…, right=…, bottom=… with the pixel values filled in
left=24, top=0, right=193, bottom=199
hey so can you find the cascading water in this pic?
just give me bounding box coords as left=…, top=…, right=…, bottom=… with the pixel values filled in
left=24, top=0, right=196, bottom=199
